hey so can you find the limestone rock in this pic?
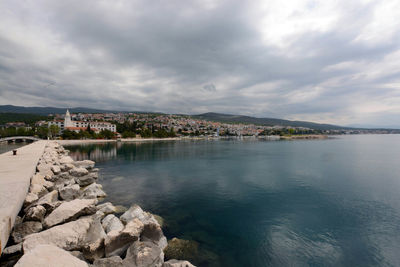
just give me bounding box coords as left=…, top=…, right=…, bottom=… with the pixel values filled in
left=23, top=216, right=93, bottom=252
left=26, top=190, right=59, bottom=213
left=104, top=218, right=144, bottom=257
left=51, top=165, right=61, bottom=175
left=93, top=256, right=124, bottom=267
left=141, top=223, right=168, bottom=250
left=120, top=205, right=158, bottom=225
left=12, top=221, right=43, bottom=243
left=97, top=202, right=117, bottom=215
left=29, top=184, right=48, bottom=198
left=15, top=244, right=88, bottom=267
left=43, top=180, right=55, bottom=191
left=76, top=172, right=98, bottom=186
left=36, top=163, right=53, bottom=176
left=70, top=250, right=86, bottom=261
left=61, top=163, right=75, bottom=172
left=25, top=205, right=46, bottom=222
left=81, top=183, right=107, bottom=199
left=162, top=260, right=196, bottom=267
left=60, top=156, right=74, bottom=165
left=37, top=190, right=59, bottom=205
left=102, top=214, right=124, bottom=234
left=44, top=198, right=97, bottom=228
left=31, top=173, right=46, bottom=186
left=24, top=192, right=38, bottom=207
left=82, top=216, right=106, bottom=261
left=73, top=160, right=95, bottom=170
left=123, top=241, right=164, bottom=267
left=59, top=184, right=81, bottom=201
left=2, top=243, right=22, bottom=257
left=54, top=175, right=76, bottom=190
left=70, top=167, right=89, bottom=177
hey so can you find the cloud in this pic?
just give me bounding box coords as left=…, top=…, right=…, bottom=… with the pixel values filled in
left=0, top=0, right=400, bottom=126
left=202, top=84, right=216, bottom=92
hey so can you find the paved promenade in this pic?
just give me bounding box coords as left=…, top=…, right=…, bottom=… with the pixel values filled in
left=0, top=141, right=47, bottom=254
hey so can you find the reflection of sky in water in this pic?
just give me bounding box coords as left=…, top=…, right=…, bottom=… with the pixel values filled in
left=66, top=136, right=400, bottom=266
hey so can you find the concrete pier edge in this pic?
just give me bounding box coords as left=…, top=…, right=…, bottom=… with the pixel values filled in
left=0, top=141, right=47, bottom=254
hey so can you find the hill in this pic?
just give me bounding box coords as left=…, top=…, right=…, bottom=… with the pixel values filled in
left=193, top=112, right=350, bottom=130
left=0, top=105, right=116, bottom=115
left=0, top=113, right=49, bottom=125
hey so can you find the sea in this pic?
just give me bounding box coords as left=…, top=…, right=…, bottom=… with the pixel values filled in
left=66, top=135, right=400, bottom=266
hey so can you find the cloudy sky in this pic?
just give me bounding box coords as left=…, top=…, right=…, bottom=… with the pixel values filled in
left=1, top=0, right=400, bottom=127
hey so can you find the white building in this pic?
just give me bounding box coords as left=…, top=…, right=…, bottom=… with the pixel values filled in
left=49, top=110, right=117, bottom=133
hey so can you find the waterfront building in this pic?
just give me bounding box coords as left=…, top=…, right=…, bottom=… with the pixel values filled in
left=48, top=110, right=117, bottom=133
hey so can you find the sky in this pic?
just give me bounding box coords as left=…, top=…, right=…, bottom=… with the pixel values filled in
left=0, top=0, right=400, bottom=127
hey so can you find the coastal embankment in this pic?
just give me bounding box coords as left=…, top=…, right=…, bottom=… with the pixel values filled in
left=58, top=137, right=183, bottom=145
left=0, top=141, right=196, bottom=267
left=58, top=134, right=328, bottom=146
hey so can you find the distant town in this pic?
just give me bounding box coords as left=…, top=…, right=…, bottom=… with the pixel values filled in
left=1, top=109, right=400, bottom=140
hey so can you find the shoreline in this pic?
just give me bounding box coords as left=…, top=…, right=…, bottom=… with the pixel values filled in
left=58, top=137, right=183, bottom=145
left=1, top=141, right=196, bottom=266
left=57, top=134, right=330, bottom=145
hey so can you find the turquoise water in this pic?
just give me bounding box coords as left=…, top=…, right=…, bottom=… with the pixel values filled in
left=67, top=135, right=400, bottom=266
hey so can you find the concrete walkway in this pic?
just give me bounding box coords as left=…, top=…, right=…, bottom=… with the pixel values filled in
left=0, top=140, right=47, bottom=254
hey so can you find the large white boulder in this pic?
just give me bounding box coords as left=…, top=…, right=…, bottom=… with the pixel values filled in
left=70, top=167, right=89, bottom=177
left=102, top=214, right=124, bottom=234
left=82, top=216, right=107, bottom=261
left=23, top=216, right=93, bottom=252
left=15, top=244, right=88, bottom=267
left=104, top=218, right=144, bottom=257
left=59, top=184, right=81, bottom=201
left=73, top=160, right=95, bottom=170
left=81, top=183, right=107, bottom=199
left=60, top=156, right=74, bottom=165
left=97, top=202, right=118, bottom=215
left=120, top=205, right=158, bottom=225
left=123, top=241, right=164, bottom=267
left=76, top=172, right=98, bottom=186
left=12, top=221, right=43, bottom=244
left=44, top=199, right=97, bottom=228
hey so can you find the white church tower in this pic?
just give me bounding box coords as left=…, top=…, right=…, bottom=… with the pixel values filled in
left=64, top=109, right=74, bottom=128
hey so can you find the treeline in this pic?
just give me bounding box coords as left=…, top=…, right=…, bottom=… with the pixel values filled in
left=116, top=121, right=176, bottom=138
left=61, top=129, right=115, bottom=140
left=0, top=113, right=49, bottom=125
left=0, top=126, right=49, bottom=139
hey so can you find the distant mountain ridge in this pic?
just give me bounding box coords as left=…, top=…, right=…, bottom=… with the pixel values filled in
left=0, top=105, right=354, bottom=130
left=0, top=105, right=115, bottom=115
left=193, top=112, right=350, bottom=130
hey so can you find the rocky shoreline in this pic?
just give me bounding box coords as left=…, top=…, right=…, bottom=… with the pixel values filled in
left=1, top=141, right=196, bottom=267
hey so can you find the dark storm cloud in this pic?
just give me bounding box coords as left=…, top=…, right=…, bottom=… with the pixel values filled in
left=1, top=0, right=400, bottom=126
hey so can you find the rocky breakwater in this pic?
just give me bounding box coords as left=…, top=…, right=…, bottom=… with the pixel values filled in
left=0, top=141, right=195, bottom=267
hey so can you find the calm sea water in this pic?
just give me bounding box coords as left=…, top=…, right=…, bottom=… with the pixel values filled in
left=0, top=143, right=27, bottom=154
left=67, top=135, right=400, bottom=267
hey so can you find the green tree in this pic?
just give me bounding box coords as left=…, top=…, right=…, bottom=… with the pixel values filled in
left=49, top=125, right=60, bottom=139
